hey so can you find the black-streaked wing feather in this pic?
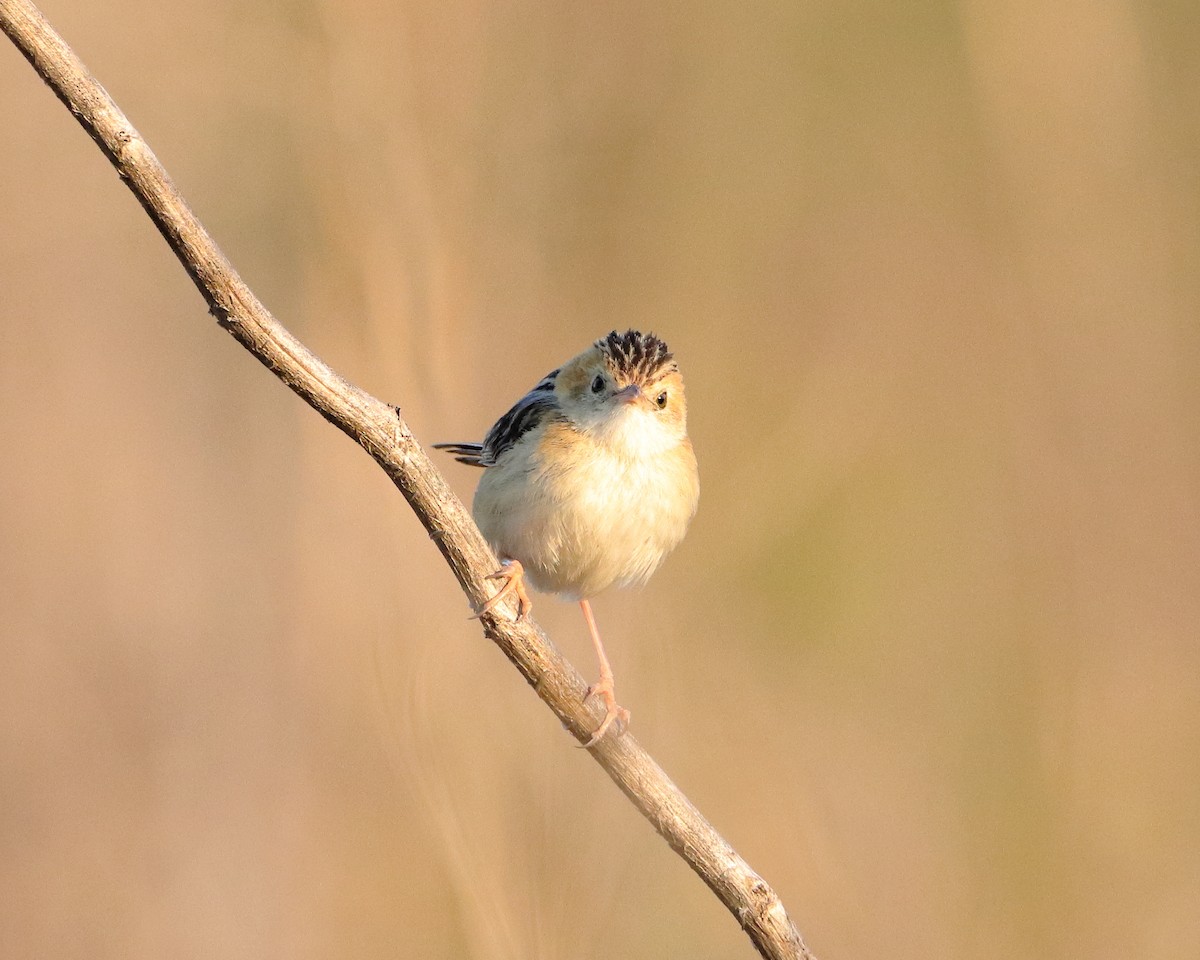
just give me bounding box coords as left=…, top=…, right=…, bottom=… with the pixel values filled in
left=478, top=372, right=562, bottom=465
left=431, top=441, right=488, bottom=466
left=433, top=367, right=562, bottom=468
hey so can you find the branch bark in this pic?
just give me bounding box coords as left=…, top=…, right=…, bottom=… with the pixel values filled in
left=0, top=3, right=817, bottom=958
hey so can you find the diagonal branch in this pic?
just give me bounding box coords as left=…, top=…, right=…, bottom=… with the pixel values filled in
left=0, top=3, right=816, bottom=957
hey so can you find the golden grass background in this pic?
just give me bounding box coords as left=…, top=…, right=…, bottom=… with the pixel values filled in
left=2, top=1, right=1198, bottom=957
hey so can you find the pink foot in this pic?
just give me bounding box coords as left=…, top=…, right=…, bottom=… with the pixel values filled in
left=582, top=676, right=631, bottom=747
left=475, top=558, right=532, bottom=621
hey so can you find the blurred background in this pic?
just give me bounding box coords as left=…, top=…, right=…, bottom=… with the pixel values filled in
left=2, top=1, right=1198, bottom=957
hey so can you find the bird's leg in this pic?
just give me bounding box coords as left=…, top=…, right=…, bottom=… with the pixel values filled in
left=579, top=598, right=631, bottom=747
left=475, top=558, right=533, bottom=621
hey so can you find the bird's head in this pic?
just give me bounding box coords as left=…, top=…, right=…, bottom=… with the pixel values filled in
left=555, top=330, right=689, bottom=458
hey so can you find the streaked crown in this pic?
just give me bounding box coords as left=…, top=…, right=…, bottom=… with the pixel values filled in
left=595, top=330, right=677, bottom=384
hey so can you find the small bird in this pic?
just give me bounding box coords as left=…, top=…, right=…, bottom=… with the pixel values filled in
left=435, top=330, right=700, bottom=746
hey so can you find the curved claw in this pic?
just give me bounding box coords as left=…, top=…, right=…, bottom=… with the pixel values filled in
left=580, top=678, right=631, bottom=748
left=473, top=558, right=533, bottom=622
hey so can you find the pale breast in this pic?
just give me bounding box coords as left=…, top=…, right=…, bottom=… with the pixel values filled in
left=472, top=426, right=699, bottom=599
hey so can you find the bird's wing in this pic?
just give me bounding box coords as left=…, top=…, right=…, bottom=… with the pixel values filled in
left=433, top=368, right=562, bottom=468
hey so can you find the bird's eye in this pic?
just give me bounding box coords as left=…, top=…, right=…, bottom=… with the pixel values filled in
left=591, top=375, right=605, bottom=394
left=655, top=391, right=668, bottom=409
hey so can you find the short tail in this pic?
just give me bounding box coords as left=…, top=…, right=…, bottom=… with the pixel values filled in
left=431, top=442, right=488, bottom=467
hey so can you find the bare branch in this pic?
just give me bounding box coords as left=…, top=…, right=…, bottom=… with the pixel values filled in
left=0, top=3, right=816, bottom=957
